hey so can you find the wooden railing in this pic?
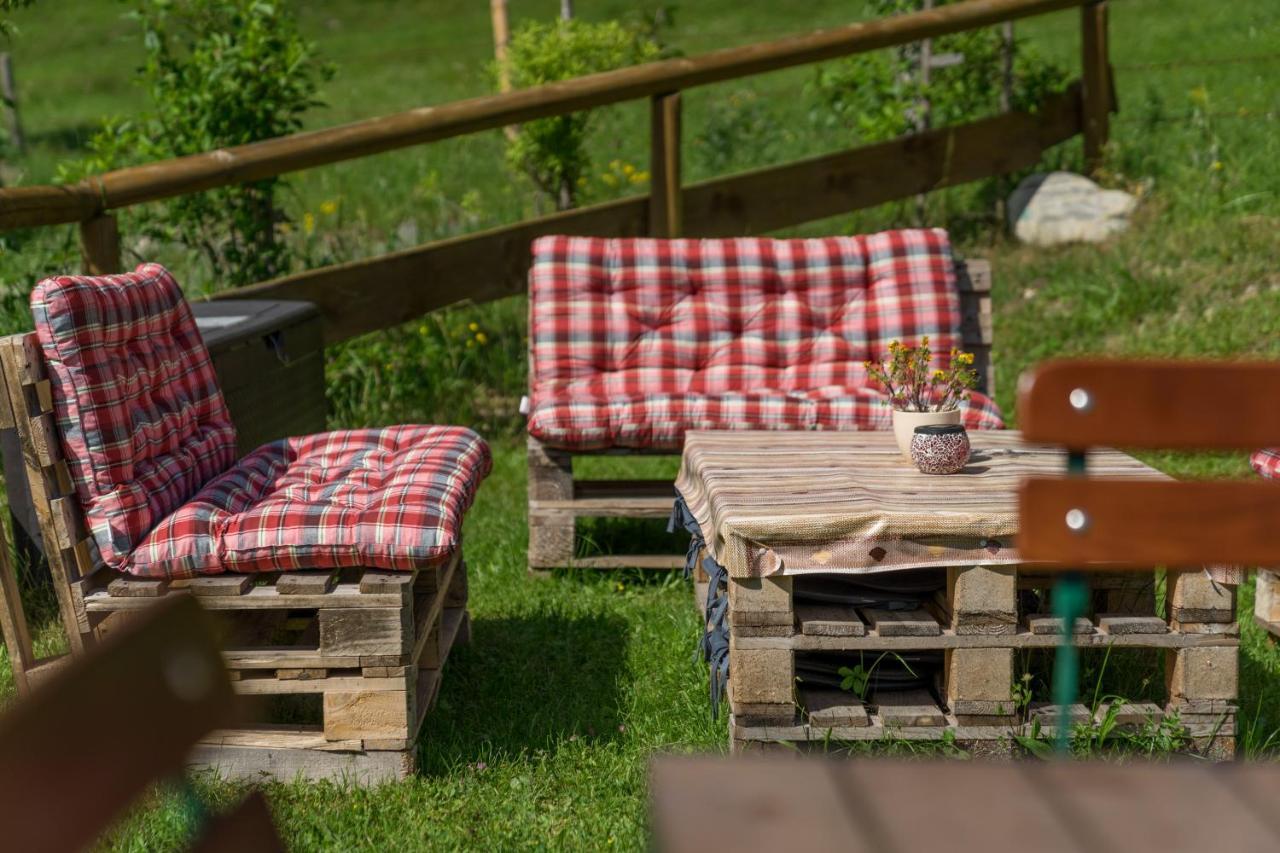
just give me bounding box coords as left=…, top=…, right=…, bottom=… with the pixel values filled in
left=0, top=0, right=1113, bottom=344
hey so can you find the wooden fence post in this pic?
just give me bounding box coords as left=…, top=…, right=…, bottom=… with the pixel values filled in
left=1080, top=0, right=1110, bottom=175
left=79, top=214, right=122, bottom=275
left=649, top=92, right=682, bottom=238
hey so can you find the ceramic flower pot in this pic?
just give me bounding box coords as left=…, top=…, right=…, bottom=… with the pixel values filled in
left=910, top=424, right=972, bottom=474
left=891, top=408, right=962, bottom=457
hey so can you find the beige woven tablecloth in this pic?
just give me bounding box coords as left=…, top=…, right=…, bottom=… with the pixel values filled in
left=675, top=430, right=1231, bottom=579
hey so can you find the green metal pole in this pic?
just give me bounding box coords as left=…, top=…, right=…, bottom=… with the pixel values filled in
left=1051, top=449, right=1089, bottom=756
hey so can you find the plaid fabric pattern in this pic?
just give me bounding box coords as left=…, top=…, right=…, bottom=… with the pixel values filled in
left=128, top=426, right=491, bottom=578
left=1253, top=449, right=1280, bottom=481
left=528, top=230, right=1003, bottom=451
left=31, top=264, right=236, bottom=570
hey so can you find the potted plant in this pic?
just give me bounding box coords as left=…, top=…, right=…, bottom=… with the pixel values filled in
left=865, top=338, right=978, bottom=457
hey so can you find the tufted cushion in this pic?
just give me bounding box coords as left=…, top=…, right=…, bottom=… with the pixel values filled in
left=126, top=426, right=491, bottom=578
left=32, top=264, right=236, bottom=570
left=1254, top=449, right=1280, bottom=481
left=528, top=230, right=1003, bottom=450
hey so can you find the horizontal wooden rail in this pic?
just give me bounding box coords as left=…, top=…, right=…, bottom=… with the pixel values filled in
left=0, top=0, right=1089, bottom=229
left=220, top=83, right=1083, bottom=344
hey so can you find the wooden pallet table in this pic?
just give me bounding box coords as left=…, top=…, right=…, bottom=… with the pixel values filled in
left=676, top=430, right=1239, bottom=758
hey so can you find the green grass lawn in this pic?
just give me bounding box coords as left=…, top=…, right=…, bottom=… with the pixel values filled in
left=1, top=0, right=1279, bottom=849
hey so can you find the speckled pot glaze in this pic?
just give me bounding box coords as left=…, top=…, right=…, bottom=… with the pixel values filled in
left=910, top=424, right=971, bottom=474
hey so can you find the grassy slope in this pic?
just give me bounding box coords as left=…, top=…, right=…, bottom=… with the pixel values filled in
left=1, top=0, right=1279, bottom=849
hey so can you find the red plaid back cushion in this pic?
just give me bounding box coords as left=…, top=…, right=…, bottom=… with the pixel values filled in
left=529, top=229, right=962, bottom=395
left=31, top=263, right=236, bottom=570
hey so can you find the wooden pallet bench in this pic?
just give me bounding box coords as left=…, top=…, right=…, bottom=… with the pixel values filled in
left=702, top=563, right=1237, bottom=759
left=0, top=330, right=474, bottom=783
left=527, top=245, right=994, bottom=573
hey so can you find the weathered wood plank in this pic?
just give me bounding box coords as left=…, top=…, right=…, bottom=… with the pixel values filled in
left=1097, top=614, right=1167, bottom=635
left=864, top=608, right=940, bottom=637
left=107, top=578, right=169, bottom=598
left=875, top=689, right=946, bottom=726
left=1026, top=614, right=1093, bottom=635
left=187, top=575, right=254, bottom=597
left=797, top=603, right=865, bottom=637
left=804, top=689, right=868, bottom=727
left=276, top=570, right=339, bottom=596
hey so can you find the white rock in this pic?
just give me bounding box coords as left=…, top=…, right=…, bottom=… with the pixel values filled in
left=1007, top=171, right=1137, bottom=246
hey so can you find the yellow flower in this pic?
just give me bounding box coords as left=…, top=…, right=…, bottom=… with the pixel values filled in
left=475, top=332, right=488, bottom=345
left=609, top=159, right=622, bottom=171
left=958, top=353, right=975, bottom=365
left=629, top=170, right=649, bottom=185
left=1211, top=160, right=1224, bottom=171
left=933, top=369, right=946, bottom=379
left=465, top=339, right=475, bottom=349
left=319, top=199, right=339, bottom=216
left=622, top=163, right=635, bottom=176
left=302, top=212, right=315, bottom=235
left=601, top=173, right=619, bottom=188
left=468, top=322, right=479, bottom=332
left=1188, top=85, right=1209, bottom=106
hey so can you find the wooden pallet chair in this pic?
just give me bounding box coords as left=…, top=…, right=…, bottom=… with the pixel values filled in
left=0, top=264, right=492, bottom=782
left=1018, top=358, right=1280, bottom=755
left=526, top=229, right=997, bottom=572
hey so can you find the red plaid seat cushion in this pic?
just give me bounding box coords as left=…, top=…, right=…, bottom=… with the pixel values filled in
left=127, top=426, right=491, bottom=578
left=1254, top=449, right=1280, bottom=480
left=527, top=230, right=1004, bottom=451
left=32, top=264, right=237, bottom=569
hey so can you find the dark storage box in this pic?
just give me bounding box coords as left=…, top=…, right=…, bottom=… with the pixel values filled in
left=193, top=299, right=327, bottom=456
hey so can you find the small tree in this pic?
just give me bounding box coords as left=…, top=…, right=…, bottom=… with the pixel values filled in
left=63, top=0, right=333, bottom=287
left=500, top=18, right=661, bottom=211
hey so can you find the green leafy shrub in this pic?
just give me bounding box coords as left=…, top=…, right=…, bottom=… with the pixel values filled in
left=808, top=0, right=1068, bottom=143
left=61, top=0, right=333, bottom=288
left=499, top=18, right=661, bottom=210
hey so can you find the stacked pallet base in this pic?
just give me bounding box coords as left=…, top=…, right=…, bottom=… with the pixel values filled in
left=699, top=563, right=1238, bottom=759
left=89, top=553, right=470, bottom=783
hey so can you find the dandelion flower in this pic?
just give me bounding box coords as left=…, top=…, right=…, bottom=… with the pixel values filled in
left=629, top=170, right=649, bottom=185
left=1211, top=161, right=1224, bottom=171
left=622, top=163, right=635, bottom=176
left=468, top=322, right=479, bottom=332
left=601, top=173, right=619, bottom=188
left=475, top=332, right=488, bottom=345
left=466, top=339, right=475, bottom=349
left=319, top=199, right=339, bottom=215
